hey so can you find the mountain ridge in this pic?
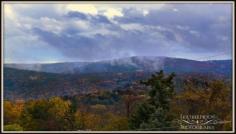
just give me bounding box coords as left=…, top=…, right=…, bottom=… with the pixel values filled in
left=4, top=56, right=232, bottom=76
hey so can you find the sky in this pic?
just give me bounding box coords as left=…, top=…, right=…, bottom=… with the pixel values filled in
left=3, top=2, right=233, bottom=63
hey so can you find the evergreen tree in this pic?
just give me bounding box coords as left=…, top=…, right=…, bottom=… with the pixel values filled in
left=129, top=70, right=176, bottom=130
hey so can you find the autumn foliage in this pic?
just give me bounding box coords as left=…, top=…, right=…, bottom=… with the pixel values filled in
left=3, top=71, right=232, bottom=131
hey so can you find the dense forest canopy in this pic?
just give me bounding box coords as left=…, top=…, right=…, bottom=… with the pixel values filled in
left=4, top=70, right=232, bottom=131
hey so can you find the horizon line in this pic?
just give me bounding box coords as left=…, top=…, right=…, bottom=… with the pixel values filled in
left=3, top=56, right=232, bottom=64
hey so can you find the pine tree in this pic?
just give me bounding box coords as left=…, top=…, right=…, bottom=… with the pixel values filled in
left=129, top=70, right=176, bottom=130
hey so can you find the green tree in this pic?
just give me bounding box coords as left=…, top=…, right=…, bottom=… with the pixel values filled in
left=4, top=124, right=23, bottom=131
left=19, top=99, right=50, bottom=130
left=129, top=70, right=176, bottom=130
left=19, top=97, right=75, bottom=131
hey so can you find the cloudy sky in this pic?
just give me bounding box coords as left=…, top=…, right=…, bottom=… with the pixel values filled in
left=3, top=2, right=233, bottom=63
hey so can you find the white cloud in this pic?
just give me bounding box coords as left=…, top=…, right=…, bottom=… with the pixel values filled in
left=176, top=25, right=190, bottom=31
left=73, top=20, right=90, bottom=30
left=189, top=30, right=200, bottom=37
left=57, top=4, right=124, bottom=19
left=121, top=4, right=165, bottom=10
left=103, top=8, right=123, bottom=18
left=65, top=4, right=98, bottom=15
left=120, top=23, right=172, bottom=34
left=79, top=28, right=120, bottom=38
left=143, top=10, right=149, bottom=16
left=56, top=4, right=165, bottom=19
left=40, top=17, right=64, bottom=34
left=120, top=23, right=145, bottom=31
left=4, top=4, right=16, bottom=20
left=173, top=8, right=179, bottom=12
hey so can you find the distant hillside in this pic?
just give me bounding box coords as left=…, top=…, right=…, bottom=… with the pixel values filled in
left=3, top=67, right=150, bottom=100
left=162, top=57, right=232, bottom=77
left=4, top=67, right=231, bottom=100
left=4, top=56, right=232, bottom=100
left=4, top=56, right=232, bottom=77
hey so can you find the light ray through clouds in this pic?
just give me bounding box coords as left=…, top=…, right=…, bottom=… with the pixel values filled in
left=3, top=3, right=232, bottom=63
